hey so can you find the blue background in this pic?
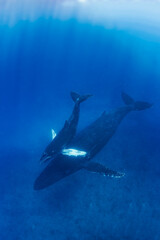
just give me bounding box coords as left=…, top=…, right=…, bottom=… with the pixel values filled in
left=0, top=17, right=160, bottom=240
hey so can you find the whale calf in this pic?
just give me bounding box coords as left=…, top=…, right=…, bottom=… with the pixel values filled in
left=40, top=92, right=92, bottom=163
left=34, top=92, right=152, bottom=190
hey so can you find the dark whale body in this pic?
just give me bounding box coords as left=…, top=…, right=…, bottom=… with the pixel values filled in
left=34, top=93, right=152, bottom=190
left=40, top=92, right=92, bottom=163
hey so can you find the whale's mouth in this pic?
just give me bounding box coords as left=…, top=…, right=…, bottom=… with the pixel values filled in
left=62, top=148, right=87, bottom=157
left=40, top=152, right=52, bottom=164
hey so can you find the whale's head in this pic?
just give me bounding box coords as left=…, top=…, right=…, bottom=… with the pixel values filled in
left=40, top=152, right=53, bottom=164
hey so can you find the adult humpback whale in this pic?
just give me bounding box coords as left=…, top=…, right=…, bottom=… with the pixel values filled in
left=40, top=92, right=92, bottom=163
left=34, top=92, right=152, bottom=190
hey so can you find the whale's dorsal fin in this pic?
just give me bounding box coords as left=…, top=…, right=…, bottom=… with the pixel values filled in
left=51, top=129, right=57, bottom=140
left=64, top=120, right=69, bottom=128
left=83, top=162, right=125, bottom=178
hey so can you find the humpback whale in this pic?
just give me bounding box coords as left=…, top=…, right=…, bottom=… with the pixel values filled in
left=34, top=92, right=152, bottom=190
left=40, top=92, right=92, bottom=163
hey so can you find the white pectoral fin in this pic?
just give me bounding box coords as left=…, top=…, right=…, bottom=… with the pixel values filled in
left=84, top=162, right=125, bottom=178
left=51, top=129, right=57, bottom=140
left=62, top=148, right=87, bottom=157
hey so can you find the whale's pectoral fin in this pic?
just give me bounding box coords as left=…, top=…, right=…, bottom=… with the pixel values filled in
left=62, top=148, right=87, bottom=157
left=83, top=162, right=125, bottom=178
left=51, top=129, right=57, bottom=140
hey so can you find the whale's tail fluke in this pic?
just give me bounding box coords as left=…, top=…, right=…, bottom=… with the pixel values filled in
left=71, top=91, right=92, bottom=104
left=122, top=92, right=153, bottom=111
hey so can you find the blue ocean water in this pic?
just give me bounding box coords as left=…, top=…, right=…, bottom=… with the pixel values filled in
left=0, top=16, right=160, bottom=240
